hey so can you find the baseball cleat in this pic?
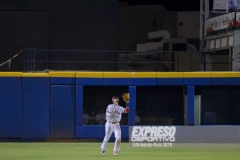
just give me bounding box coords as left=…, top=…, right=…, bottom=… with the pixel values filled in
left=101, top=150, right=105, bottom=155
left=113, top=151, right=118, bottom=156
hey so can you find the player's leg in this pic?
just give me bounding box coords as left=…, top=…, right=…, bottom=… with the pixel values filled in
left=101, top=123, right=113, bottom=154
left=113, top=124, right=121, bottom=155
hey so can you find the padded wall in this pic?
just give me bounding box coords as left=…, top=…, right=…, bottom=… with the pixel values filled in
left=76, top=125, right=102, bottom=138
left=187, top=86, right=194, bottom=125
left=0, top=73, right=22, bottom=138
left=50, top=85, right=76, bottom=138
left=128, top=86, right=136, bottom=125
left=49, top=72, right=76, bottom=85
left=22, top=73, right=49, bottom=138
left=157, top=72, right=183, bottom=85
left=76, top=86, right=83, bottom=125
left=1, top=71, right=240, bottom=139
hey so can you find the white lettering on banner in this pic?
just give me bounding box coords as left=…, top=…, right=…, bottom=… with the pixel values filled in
left=222, top=16, right=231, bottom=25
left=209, top=20, right=219, bottom=29
left=132, top=126, right=176, bottom=137
left=131, top=126, right=176, bottom=142
left=132, top=142, right=172, bottom=147
left=131, top=136, right=175, bottom=142
left=220, top=12, right=235, bottom=29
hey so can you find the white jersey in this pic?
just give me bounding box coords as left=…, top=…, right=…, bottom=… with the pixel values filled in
left=105, top=104, right=125, bottom=123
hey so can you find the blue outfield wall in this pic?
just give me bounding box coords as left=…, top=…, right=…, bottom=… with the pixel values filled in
left=76, top=86, right=83, bottom=126
left=1, top=71, right=240, bottom=139
left=0, top=73, right=22, bottom=138
left=76, top=125, right=103, bottom=138
left=49, top=85, right=76, bottom=138
left=49, top=72, right=76, bottom=85
left=49, top=72, right=76, bottom=138
left=187, top=86, right=195, bottom=125
left=22, top=73, right=49, bottom=138
left=128, top=86, right=136, bottom=125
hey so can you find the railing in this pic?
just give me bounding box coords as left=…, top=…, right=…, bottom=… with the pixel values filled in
left=21, top=49, right=230, bottom=72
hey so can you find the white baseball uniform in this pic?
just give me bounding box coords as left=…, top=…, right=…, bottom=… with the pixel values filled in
left=101, top=103, right=127, bottom=153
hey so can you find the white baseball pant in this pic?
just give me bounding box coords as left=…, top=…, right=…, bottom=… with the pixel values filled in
left=101, top=121, right=121, bottom=152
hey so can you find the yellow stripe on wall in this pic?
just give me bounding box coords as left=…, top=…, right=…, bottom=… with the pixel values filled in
left=2, top=71, right=240, bottom=78
left=157, top=72, right=183, bottom=78
left=22, top=73, right=49, bottom=77
left=129, top=72, right=156, bottom=78
left=103, top=72, right=129, bottom=78
left=50, top=72, right=76, bottom=78
left=184, top=72, right=210, bottom=78
left=76, top=72, right=103, bottom=78
left=0, top=72, right=22, bottom=77
left=210, top=72, right=238, bottom=77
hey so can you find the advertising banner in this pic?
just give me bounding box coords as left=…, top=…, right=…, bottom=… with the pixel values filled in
left=206, top=16, right=220, bottom=33
left=206, top=12, right=235, bottom=34
left=236, top=12, right=240, bottom=26
left=129, top=126, right=240, bottom=148
left=219, top=12, right=235, bottom=29
left=213, top=0, right=239, bottom=10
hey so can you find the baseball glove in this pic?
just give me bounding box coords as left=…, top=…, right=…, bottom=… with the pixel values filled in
left=122, top=93, right=130, bottom=102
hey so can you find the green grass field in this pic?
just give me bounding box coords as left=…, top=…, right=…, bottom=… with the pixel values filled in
left=0, top=142, right=240, bottom=160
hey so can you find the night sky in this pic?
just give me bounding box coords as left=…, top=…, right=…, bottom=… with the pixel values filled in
left=119, top=0, right=202, bottom=11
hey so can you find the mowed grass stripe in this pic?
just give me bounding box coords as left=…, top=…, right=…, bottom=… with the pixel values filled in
left=0, top=142, right=239, bottom=160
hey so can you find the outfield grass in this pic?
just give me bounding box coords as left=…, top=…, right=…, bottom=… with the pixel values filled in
left=0, top=142, right=240, bottom=160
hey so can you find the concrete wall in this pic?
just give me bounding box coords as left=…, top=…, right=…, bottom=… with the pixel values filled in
left=177, top=12, right=200, bottom=39
left=118, top=5, right=178, bottom=51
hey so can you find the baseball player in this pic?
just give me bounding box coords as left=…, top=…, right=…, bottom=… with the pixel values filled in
left=101, top=95, right=129, bottom=156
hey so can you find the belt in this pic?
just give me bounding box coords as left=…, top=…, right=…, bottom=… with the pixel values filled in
left=109, top=121, right=119, bottom=124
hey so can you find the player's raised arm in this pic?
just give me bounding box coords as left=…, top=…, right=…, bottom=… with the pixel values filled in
left=124, top=102, right=129, bottom=113
left=122, top=93, right=130, bottom=113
